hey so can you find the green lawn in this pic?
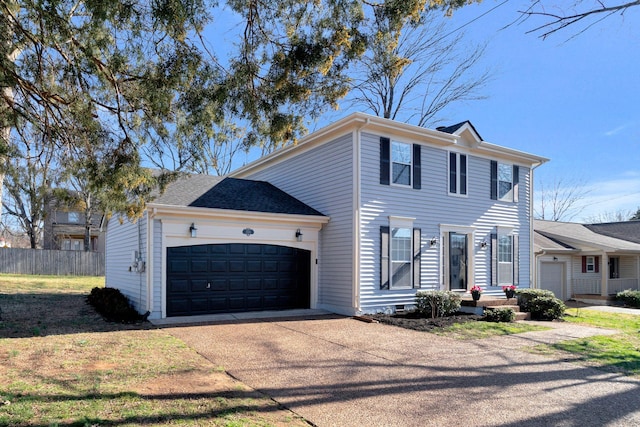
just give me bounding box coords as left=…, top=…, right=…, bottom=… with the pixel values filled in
left=0, top=274, right=308, bottom=426
left=434, top=320, right=551, bottom=340
left=529, top=308, right=640, bottom=376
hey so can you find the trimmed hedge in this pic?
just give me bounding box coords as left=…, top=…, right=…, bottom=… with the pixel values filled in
left=87, top=287, right=146, bottom=323
left=483, top=307, right=515, bottom=323
left=516, top=289, right=555, bottom=313
left=528, top=296, right=566, bottom=321
left=415, top=290, right=461, bottom=318
left=616, top=289, right=640, bottom=308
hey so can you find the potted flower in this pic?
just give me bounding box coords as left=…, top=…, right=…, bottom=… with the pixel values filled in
left=502, top=285, right=517, bottom=299
left=470, top=285, right=482, bottom=301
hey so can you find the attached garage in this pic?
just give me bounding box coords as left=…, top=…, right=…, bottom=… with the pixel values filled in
left=105, top=175, right=328, bottom=321
left=166, top=243, right=310, bottom=316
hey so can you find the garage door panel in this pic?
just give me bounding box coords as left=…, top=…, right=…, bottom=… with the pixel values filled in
left=211, top=261, right=226, bottom=272
left=168, top=279, right=189, bottom=293
left=228, top=278, right=245, bottom=291
left=168, top=259, right=189, bottom=274
left=229, top=260, right=244, bottom=272
left=247, top=260, right=262, bottom=272
left=247, top=278, right=262, bottom=290
left=167, top=244, right=310, bottom=316
left=191, top=260, right=208, bottom=272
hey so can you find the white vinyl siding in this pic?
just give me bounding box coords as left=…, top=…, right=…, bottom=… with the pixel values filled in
left=105, top=212, right=148, bottom=315
left=360, top=131, right=533, bottom=312
left=242, top=134, right=354, bottom=314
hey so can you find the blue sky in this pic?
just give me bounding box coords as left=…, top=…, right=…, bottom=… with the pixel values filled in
left=437, top=1, right=640, bottom=222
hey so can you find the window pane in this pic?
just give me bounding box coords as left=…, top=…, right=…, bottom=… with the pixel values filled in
left=392, top=141, right=411, bottom=163
left=498, top=163, right=512, bottom=182
left=392, top=164, right=411, bottom=185
left=391, top=227, right=411, bottom=262
left=498, top=235, right=512, bottom=262
left=392, top=261, right=411, bottom=288
left=499, top=181, right=512, bottom=199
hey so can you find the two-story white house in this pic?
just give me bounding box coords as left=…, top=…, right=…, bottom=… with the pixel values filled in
left=105, top=113, right=548, bottom=319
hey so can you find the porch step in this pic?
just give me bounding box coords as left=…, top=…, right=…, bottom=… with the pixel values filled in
left=460, top=297, right=517, bottom=307
left=485, top=304, right=531, bottom=321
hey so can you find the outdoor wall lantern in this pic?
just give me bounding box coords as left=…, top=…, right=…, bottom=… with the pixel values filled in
left=429, top=237, right=438, bottom=248
left=295, top=228, right=303, bottom=242
left=480, top=240, right=488, bottom=249
left=189, top=223, right=197, bottom=238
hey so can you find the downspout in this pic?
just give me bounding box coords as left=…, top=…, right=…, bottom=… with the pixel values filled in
left=530, top=161, right=545, bottom=289
left=146, top=208, right=156, bottom=314
left=352, top=118, right=369, bottom=314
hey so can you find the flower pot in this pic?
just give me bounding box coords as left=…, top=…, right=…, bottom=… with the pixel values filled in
left=505, top=290, right=515, bottom=299
left=471, top=292, right=481, bottom=301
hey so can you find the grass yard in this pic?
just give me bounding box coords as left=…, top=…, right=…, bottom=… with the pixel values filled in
left=0, top=274, right=309, bottom=426
left=433, top=320, right=551, bottom=340
left=529, top=308, right=640, bottom=376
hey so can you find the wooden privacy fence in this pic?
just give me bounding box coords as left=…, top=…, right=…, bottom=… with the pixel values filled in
left=0, top=248, right=105, bottom=276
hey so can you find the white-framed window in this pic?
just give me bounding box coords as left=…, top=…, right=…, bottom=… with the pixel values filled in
left=498, top=234, right=513, bottom=285
left=391, top=226, right=412, bottom=289
left=498, top=163, right=513, bottom=201
left=586, top=256, right=595, bottom=273
left=449, top=152, right=467, bottom=196
left=391, top=141, right=412, bottom=186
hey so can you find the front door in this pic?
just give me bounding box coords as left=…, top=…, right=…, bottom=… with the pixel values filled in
left=449, top=233, right=468, bottom=290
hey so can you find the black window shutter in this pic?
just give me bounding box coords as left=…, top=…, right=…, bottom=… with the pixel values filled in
left=513, top=235, right=519, bottom=285
left=413, top=228, right=421, bottom=288
left=413, top=144, right=421, bottom=189
left=582, top=256, right=587, bottom=273
left=513, top=165, right=519, bottom=202
left=490, top=160, right=498, bottom=200
left=595, top=256, right=600, bottom=273
left=491, top=233, right=498, bottom=285
left=380, top=226, right=390, bottom=289
left=460, top=154, right=467, bottom=195
left=380, top=137, right=390, bottom=185
left=449, top=152, right=457, bottom=193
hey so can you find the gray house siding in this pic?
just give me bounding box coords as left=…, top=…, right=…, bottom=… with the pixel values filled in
left=359, top=131, right=532, bottom=312
left=244, top=134, right=355, bottom=314
left=105, top=213, right=148, bottom=314
left=150, top=218, right=163, bottom=319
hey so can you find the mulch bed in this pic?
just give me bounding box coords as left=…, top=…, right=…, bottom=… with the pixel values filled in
left=365, top=311, right=483, bottom=332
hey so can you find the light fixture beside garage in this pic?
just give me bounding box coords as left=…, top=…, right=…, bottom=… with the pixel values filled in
left=189, top=223, right=197, bottom=238
left=243, top=228, right=254, bottom=236
left=295, top=228, right=303, bottom=242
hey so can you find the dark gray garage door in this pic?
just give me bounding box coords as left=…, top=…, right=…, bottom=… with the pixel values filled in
left=167, top=243, right=311, bottom=317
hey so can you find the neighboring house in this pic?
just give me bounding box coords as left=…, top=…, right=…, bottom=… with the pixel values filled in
left=43, top=193, right=105, bottom=252
left=105, top=113, right=548, bottom=320
left=534, top=219, right=640, bottom=303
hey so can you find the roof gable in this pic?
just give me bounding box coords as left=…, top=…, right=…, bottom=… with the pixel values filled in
left=437, top=121, right=483, bottom=148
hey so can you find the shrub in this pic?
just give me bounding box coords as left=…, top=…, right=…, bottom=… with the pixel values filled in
left=483, top=307, right=515, bottom=323
left=415, top=290, right=461, bottom=318
left=528, top=296, right=566, bottom=321
left=87, top=287, right=145, bottom=323
left=616, top=289, right=640, bottom=308
left=516, top=288, right=555, bottom=313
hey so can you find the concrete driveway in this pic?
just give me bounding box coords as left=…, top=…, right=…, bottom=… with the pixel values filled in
left=167, top=316, right=640, bottom=427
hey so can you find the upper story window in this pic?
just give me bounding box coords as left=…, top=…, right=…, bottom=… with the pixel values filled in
left=379, top=137, right=421, bottom=189
left=68, top=212, right=80, bottom=223
left=449, top=152, right=467, bottom=196
left=490, top=161, right=519, bottom=202
left=392, top=141, right=412, bottom=186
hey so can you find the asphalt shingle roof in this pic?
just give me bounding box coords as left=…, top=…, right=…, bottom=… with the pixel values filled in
left=534, top=219, right=640, bottom=252
left=585, top=221, right=640, bottom=244
left=151, top=175, right=325, bottom=216
left=436, top=120, right=483, bottom=141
